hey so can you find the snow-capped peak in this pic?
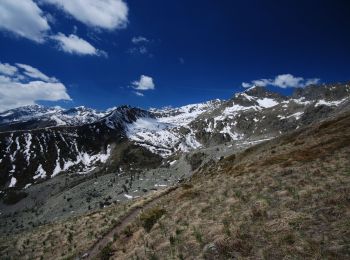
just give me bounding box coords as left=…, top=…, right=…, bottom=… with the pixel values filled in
left=0, top=105, right=108, bottom=128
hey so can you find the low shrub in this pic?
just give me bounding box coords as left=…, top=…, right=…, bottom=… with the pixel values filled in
left=99, top=242, right=113, bottom=260
left=139, top=207, right=166, bottom=232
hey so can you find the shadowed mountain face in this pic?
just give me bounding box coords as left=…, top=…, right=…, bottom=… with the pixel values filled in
left=0, top=106, right=162, bottom=190
left=0, top=83, right=349, bottom=191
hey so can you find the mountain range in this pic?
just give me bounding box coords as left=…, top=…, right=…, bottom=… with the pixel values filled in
left=0, top=83, right=349, bottom=192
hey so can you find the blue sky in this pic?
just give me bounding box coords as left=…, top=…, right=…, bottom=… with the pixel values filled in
left=0, top=0, right=349, bottom=111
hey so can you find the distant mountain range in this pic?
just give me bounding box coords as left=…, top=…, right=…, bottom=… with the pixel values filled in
left=0, top=82, right=349, bottom=191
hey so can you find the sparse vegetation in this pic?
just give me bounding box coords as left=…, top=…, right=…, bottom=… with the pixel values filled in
left=99, top=242, right=113, bottom=260
left=139, top=207, right=166, bottom=232
left=103, top=113, right=350, bottom=259
left=186, top=152, right=205, bottom=170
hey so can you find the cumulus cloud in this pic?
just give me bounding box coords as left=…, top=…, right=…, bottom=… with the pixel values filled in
left=42, top=0, right=128, bottom=30
left=131, top=75, right=155, bottom=91
left=0, top=61, right=71, bottom=111
left=51, top=33, right=107, bottom=56
left=242, top=74, right=320, bottom=88
left=0, top=0, right=50, bottom=42
left=0, top=1, right=111, bottom=57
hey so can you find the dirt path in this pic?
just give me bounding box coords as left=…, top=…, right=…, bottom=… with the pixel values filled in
left=82, top=186, right=178, bottom=259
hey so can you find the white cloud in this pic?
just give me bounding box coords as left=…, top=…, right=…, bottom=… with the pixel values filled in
left=251, top=79, right=271, bottom=87
left=0, top=62, right=18, bottom=76
left=0, top=0, right=50, bottom=42
left=51, top=33, right=107, bottom=56
left=0, top=61, right=71, bottom=111
left=134, top=91, right=144, bottom=97
left=242, top=74, right=320, bottom=88
left=42, top=0, right=128, bottom=30
left=16, top=63, right=57, bottom=82
left=241, top=82, right=251, bottom=88
left=132, top=36, right=149, bottom=44
left=131, top=75, right=155, bottom=90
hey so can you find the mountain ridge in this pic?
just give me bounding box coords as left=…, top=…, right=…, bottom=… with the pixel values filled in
left=0, top=83, right=349, bottom=191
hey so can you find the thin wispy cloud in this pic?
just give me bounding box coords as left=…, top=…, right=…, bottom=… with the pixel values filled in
left=129, top=36, right=153, bottom=56
left=51, top=33, right=107, bottom=57
left=134, top=91, right=144, bottom=97
left=132, top=36, right=149, bottom=44
left=128, top=46, right=149, bottom=55
left=242, top=74, right=320, bottom=88
left=16, top=63, right=58, bottom=82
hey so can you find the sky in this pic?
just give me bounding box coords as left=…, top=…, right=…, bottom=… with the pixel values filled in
left=0, top=0, right=349, bottom=112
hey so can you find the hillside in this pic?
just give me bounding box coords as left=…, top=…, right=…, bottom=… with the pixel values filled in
left=97, top=111, right=350, bottom=259
left=1, top=109, right=349, bottom=259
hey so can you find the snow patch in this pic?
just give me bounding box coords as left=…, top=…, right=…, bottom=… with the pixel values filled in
left=127, top=117, right=201, bottom=157
left=155, top=184, right=167, bottom=187
left=169, top=160, right=177, bottom=166
left=256, top=98, right=278, bottom=108
left=51, top=146, right=111, bottom=177
left=23, top=133, right=32, bottom=164
left=24, top=183, right=32, bottom=189
left=34, top=164, right=47, bottom=180
left=9, top=177, right=17, bottom=188
left=315, top=98, right=348, bottom=107
left=124, top=194, right=133, bottom=199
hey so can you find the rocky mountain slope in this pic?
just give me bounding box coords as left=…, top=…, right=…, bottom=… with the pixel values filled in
left=103, top=107, right=350, bottom=259
left=0, top=106, right=162, bottom=191
left=1, top=104, right=349, bottom=259
left=0, top=83, right=349, bottom=193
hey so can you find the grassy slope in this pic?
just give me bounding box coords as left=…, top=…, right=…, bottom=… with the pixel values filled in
left=1, top=112, right=349, bottom=259
left=108, top=112, right=350, bottom=259
left=0, top=189, right=173, bottom=260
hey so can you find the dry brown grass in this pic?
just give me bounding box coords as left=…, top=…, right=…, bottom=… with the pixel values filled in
left=0, top=203, right=129, bottom=259
left=0, top=189, right=171, bottom=259
left=105, top=112, right=350, bottom=259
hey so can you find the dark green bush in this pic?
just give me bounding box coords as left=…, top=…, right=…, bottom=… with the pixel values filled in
left=139, top=207, right=166, bottom=232
left=99, top=242, right=113, bottom=260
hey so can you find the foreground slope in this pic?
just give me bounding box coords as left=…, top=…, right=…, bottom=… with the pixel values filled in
left=1, top=110, right=349, bottom=259
left=108, top=111, right=350, bottom=259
